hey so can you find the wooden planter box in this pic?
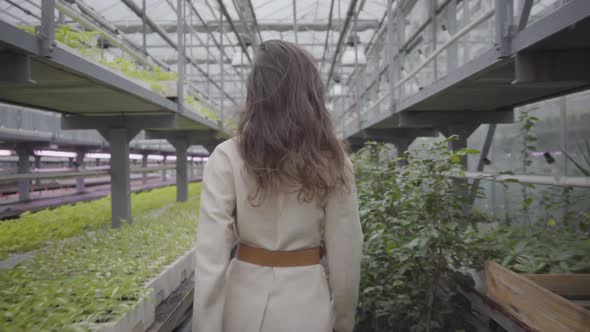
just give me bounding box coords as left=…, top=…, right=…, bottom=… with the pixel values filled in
left=484, top=261, right=590, bottom=332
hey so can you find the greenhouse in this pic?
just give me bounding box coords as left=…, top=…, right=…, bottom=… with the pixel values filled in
left=0, top=0, right=589, bottom=331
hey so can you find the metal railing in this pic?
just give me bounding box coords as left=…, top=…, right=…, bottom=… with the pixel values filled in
left=0, top=164, right=204, bottom=183
left=334, top=0, right=570, bottom=138
left=1, top=0, right=226, bottom=127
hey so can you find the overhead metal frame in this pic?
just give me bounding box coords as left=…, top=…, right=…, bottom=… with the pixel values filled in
left=215, top=0, right=252, bottom=63
left=0, top=21, right=176, bottom=115
left=0, top=6, right=226, bottom=226
left=232, top=0, right=263, bottom=45
left=114, top=19, right=381, bottom=34
left=118, top=0, right=237, bottom=106
left=165, top=0, right=243, bottom=106
left=337, top=0, right=590, bottom=139
left=326, top=0, right=360, bottom=84
left=184, top=0, right=244, bottom=81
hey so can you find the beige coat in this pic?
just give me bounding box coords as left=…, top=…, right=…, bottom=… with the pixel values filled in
left=192, top=138, right=363, bottom=332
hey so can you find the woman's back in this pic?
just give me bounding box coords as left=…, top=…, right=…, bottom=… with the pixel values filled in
left=192, top=40, right=363, bottom=332
left=223, top=138, right=325, bottom=250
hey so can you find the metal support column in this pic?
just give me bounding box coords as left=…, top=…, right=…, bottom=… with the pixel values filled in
left=16, top=144, right=31, bottom=202
left=169, top=139, right=189, bottom=202
left=142, top=0, right=147, bottom=53
left=40, top=0, right=55, bottom=57
left=293, top=0, right=299, bottom=44
left=394, top=4, right=404, bottom=100
left=34, top=155, right=41, bottom=186
left=386, top=0, right=396, bottom=114
left=451, top=134, right=470, bottom=204
left=559, top=96, right=569, bottom=224
left=468, top=124, right=496, bottom=204
left=430, top=0, right=438, bottom=80
left=99, top=128, right=138, bottom=228
left=517, top=0, right=534, bottom=31
left=446, top=0, right=458, bottom=70
left=439, top=124, right=479, bottom=203
left=162, top=154, right=168, bottom=181
left=393, top=137, right=414, bottom=167
left=177, top=0, right=185, bottom=113
left=495, top=0, right=514, bottom=57
left=141, top=152, right=148, bottom=184
left=442, top=124, right=478, bottom=168
left=75, top=148, right=85, bottom=193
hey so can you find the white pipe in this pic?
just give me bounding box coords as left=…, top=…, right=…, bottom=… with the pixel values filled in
left=0, top=166, right=180, bottom=182
left=456, top=171, right=590, bottom=188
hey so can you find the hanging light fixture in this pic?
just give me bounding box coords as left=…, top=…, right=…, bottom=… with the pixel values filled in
left=341, top=34, right=367, bottom=67
left=330, top=77, right=344, bottom=97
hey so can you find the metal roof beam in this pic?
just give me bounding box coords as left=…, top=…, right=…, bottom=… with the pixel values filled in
left=232, top=0, right=263, bottom=44
left=215, top=0, right=252, bottom=63
left=184, top=0, right=243, bottom=80
left=327, top=0, right=360, bottom=84
left=146, top=42, right=341, bottom=49
left=113, top=19, right=380, bottom=34
left=119, top=0, right=236, bottom=105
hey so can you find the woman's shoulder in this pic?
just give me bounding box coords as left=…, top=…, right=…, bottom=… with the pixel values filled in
left=210, top=137, right=238, bottom=154
left=208, top=137, right=241, bottom=166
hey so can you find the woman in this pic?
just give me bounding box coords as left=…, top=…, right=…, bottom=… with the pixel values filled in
left=193, top=40, right=363, bottom=332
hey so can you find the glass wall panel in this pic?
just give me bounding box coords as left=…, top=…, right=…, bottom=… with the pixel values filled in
left=469, top=90, right=590, bottom=226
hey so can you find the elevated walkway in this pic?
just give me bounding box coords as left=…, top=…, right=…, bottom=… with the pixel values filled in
left=347, top=0, right=590, bottom=153
left=0, top=18, right=225, bottom=226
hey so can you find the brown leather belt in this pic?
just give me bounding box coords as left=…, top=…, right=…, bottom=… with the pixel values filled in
left=236, top=243, right=321, bottom=267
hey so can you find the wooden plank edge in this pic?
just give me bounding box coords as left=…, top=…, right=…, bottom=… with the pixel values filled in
left=485, top=261, right=590, bottom=332
left=524, top=273, right=590, bottom=299
left=147, top=273, right=194, bottom=332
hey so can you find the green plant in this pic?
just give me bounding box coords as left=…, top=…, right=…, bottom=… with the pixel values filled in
left=101, top=57, right=178, bottom=94
left=518, top=108, right=539, bottom=221
left=18, top=25, right=37, bottom=35
left=17, top=24, right=178, bottom=95
left=562, top=139, right=590, bottom=176
left=0, top=184, right=198, bottom=259
left=0, top=183, right=202, bottom=331
left=353, top=139, right=590, bottom=332
left=482, top=224, right=590, bottom=274
left=353, top=138, right=483, bottom=332
left=185, top=95, right=219, bottom=122
left=561, top=139, right=590, bottom=222
left=54, top=25, right=99, bottom=56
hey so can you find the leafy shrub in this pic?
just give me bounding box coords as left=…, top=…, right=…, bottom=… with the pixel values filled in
left=353, top=139, right=483, bottom=332
left=0, top=183, right=202, bottom=331
left=482, top=224, right=590, bottom=274
left=0, top=184, right=200, bottom=259
left=353, top=139, right=590, bottom=332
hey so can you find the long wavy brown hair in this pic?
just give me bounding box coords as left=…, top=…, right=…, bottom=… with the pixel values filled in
left=237, top=39, right=350, bottom=204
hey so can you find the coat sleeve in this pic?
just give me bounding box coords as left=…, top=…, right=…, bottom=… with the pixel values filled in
left=324, top=161, right=364, bottom=332
left=193, top=145, right=236, bottom=332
